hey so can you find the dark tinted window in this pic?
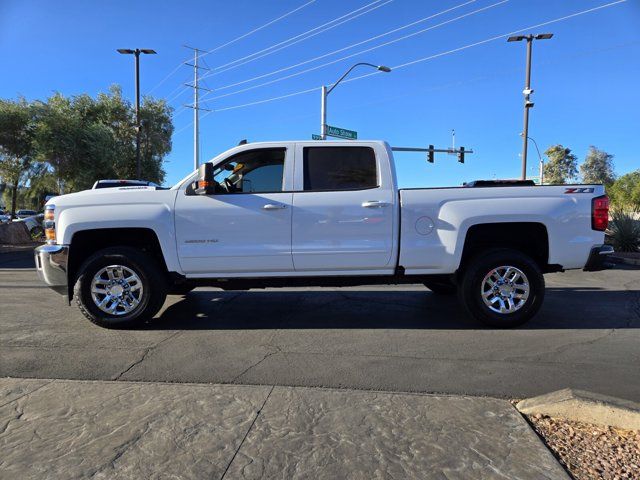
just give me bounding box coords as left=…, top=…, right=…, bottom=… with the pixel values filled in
left=303, top=147, right=377, bottom=191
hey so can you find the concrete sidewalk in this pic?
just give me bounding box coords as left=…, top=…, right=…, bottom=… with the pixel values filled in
left=0, top=378, right=567, bottom=479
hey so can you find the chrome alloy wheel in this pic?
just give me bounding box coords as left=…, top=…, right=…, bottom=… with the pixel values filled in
left=90, top=265, right=144, bottom=315
left=480, top=265, right=530, bottom=314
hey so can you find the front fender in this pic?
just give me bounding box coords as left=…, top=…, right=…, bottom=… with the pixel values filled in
left=57, top=203, right=180, bottom=273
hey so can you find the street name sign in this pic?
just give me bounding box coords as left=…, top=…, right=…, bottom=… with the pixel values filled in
left=326, top=125, right=357, bottom=140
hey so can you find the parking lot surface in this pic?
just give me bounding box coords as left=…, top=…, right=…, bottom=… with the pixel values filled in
left=1, top=251, right=639, bottom=401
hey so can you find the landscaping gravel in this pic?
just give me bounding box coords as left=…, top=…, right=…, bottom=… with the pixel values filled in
left=527, top=413, right=640, bottom=480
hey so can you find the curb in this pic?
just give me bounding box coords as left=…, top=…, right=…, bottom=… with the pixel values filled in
left=516, top=388, right=640, bottom=431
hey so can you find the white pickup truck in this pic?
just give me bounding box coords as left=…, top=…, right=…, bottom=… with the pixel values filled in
left=35, top=140, right=612, bottom=329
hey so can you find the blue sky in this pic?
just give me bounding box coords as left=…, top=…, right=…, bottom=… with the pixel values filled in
left=1, top=0, right=639, bottom=187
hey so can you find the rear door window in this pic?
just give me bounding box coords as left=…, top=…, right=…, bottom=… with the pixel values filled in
left=303, top=147, right=377, bottom=191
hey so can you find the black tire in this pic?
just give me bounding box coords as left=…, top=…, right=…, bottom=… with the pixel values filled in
left=424, top=280, right=457, bottom=295
left=458, top=248, right=544, bottom=328
left=73, top=246, right=167, bottom=329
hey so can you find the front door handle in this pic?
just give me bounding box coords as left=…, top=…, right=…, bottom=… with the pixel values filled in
left=263, top=203, right=287, bottom=210
left=362, top=201, right=390, bottom=208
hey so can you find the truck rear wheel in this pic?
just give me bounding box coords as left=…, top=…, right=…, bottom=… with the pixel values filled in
left=73, top=247, right=167, bottom=329
left=458, top=249, right=544, bottom=328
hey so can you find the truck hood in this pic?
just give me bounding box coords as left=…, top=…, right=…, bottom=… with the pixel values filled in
left=47, top=186, right=179, bottom=209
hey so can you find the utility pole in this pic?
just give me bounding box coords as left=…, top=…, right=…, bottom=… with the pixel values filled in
left=184, top=46, right=212, bottom=171
left=117, top=48, right=157, bottom=179
left=507, top=33, right=553, bottom=180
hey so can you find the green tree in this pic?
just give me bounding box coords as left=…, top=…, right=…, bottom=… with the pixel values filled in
left=35, top=86, right=173, bottom=191
left=608, top=170, right=640, bottom=210
left=0, top=99, right=40, bottom=218
left=36, top=93, right=119, bottom=192
left=23, top=166, right=59, bottom=210
left=543, top=145, right=578, bottom=184
left=580, top=146, right=615, bottom=185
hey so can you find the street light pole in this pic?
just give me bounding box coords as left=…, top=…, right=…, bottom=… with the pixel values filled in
left=525, top=135, right=544, bottom=184
left=320, top=62, right=391, bottom=140
left=117, top=48, right=157, bottom=179
left=320, top=85, right=327, bottom=140
left=507, top=33, right=552, bottom=180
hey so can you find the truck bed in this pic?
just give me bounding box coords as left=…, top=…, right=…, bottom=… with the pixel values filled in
left=398, top=184, right=605, bottom=274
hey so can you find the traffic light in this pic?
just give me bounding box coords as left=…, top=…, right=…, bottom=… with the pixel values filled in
left=457, top=147, right=465, bottom=163
left=427, top=145, right=434, bottom=163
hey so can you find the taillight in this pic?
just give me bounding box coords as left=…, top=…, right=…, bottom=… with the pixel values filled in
left=591, top=195, right=609, bottom=231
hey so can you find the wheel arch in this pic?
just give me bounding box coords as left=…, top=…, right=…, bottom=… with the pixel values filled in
left=458, top=222, right=552, bottom=276
left=67, top=228, right=169, bottom=300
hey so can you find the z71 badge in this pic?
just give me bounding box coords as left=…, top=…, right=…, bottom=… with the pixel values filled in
left=564, top=187, right=594, bottom=194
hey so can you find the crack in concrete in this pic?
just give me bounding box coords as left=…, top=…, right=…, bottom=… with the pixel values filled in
left=231, top=346, right=281, bottom=383
left=499, top=328, right=617, bottom=363
left=219, top=385, right=274, bottom=480
left=112, top=331, right=182, bottom=381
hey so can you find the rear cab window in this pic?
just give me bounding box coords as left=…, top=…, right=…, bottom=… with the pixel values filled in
left=302, top=146, right=378, bottom=191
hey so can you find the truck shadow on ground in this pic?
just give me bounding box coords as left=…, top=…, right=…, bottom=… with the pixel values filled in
left=150, top=286, right=639, bottom=331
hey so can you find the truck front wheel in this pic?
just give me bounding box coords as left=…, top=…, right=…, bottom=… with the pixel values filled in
left=458, top=249, right=544, bottom=328
left=73, top=247, right=167, bottom=329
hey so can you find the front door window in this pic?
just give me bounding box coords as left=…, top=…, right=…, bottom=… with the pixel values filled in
left=213, top=148, right=285, bottom=194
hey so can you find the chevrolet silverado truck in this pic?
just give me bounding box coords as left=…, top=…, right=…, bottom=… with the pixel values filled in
left=35, top=140, right=612, bottom=329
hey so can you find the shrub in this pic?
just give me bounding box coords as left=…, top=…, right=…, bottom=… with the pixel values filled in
left=606, top=209, right=640, bottom=252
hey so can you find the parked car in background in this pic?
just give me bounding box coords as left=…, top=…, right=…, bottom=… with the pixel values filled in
left=16, top=209, right=38, bottom=219
left=15, top=214, right=45, bottom=239
left=92, top=179, right=163, bottom=189
left=0, top=214, right=10, bottom=224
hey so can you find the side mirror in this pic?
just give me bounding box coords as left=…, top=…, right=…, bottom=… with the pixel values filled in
left=195, top=163, right=215, bottom=195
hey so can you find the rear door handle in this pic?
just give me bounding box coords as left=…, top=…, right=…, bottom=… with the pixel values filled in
left=263, top=203, right=287, bottom=210
left=361, top=201, right=390, bottom=208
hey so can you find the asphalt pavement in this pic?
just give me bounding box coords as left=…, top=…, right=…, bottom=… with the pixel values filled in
left=1, top=249, right=639, bottom=401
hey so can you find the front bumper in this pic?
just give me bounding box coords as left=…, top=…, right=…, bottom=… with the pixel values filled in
left=583, top=244, right=614, bottom=272
left=34, top=244, right=69, bottom=294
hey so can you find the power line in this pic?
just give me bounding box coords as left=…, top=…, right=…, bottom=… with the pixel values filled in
left=169, top=0, right=390, bottom=110
left=212, top=0, right=478, bottom=92
left=172, top=0, right=627, bottom=137
left=356, top=0, right=628, bottom=75
left=206, top=0, right=393, bottom=76
left=203, top=0, right=508, bottom=102
left=183, top=38, right=638, bottom=135
left=202, top=0, right=317, bottom=58
left=147, top=0, right=317, bottom=93
left=197, top=0, right=627, bottom=116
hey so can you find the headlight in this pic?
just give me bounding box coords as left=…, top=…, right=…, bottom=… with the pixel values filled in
left=44, top=205, right=56, bottom=244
